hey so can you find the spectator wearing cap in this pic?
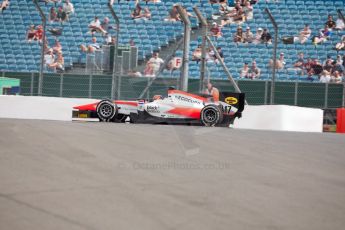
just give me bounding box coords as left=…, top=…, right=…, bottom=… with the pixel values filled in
left=233, top=27, right=244, bottom=43
left=243, top=26, right=253, bottom=43
left=253, top=27, right=263, bottom=44
left=261, top=28, right=272, bottom=44
left=48, top=52, right=64, bottom=71
left=298, top=24, right=311, bottom=44
left=210, top=22, right=222, bottom=37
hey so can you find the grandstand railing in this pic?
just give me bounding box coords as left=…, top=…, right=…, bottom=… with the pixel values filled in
left=2, top=71, right=344, bottom=109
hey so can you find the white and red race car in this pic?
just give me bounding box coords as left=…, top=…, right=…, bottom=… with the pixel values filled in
left=73, top=89, right=245, bottom=127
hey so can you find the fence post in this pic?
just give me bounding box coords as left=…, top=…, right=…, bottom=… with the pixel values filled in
left=30, top=73, right=34, bottom=96
left=89, top=74, right=92, bottom=99
left=324, top=83, right=328, bottom=109
left=59, top=74, right=63, bottom=97
left=294, top=81, right=298, bottom=106
left=264, top=80, right=268, bottom=104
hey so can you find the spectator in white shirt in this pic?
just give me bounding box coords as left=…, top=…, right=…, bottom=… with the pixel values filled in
left=319, top=70, right=331, bottom=83
left=147, top=52, right=164, bottom=75
left=63, top=0, right=74, bottom=15
left=335, top=15, right=345, bottom=31
left=80, top=37, right=101, bottom=53
left=89, top=16, right=107, bottom=35
left=298, top=24, right=311, bottom=44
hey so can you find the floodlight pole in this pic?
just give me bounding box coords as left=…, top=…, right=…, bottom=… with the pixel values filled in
left=33, top=0, right=47, bottom=96
left=108, top=1, right=120, bottom=99
left=176, top=5, right=191, bottom=91
left=193, top=6, right=208, bottom=93
left=265, top=8, right=278, bottom=105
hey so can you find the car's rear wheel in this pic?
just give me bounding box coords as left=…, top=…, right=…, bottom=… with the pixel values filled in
left=96, top=100, right=117, bottom=122
left=200, top=105, right=223, bottom=127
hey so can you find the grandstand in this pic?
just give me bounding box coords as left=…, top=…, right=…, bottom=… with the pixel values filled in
left=0, top=0, right=344, bottom=82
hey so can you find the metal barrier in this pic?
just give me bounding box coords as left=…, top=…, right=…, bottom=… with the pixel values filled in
left=1, top=71, right=344, bottom=109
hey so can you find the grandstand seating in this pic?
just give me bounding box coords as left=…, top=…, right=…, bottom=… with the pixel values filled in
left=0, top=0, right=344, bottom=82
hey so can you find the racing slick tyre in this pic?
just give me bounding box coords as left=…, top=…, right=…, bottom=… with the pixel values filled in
left=96, top=100, right=117, bottom=122
left=200, top=105, right=223, bottom=127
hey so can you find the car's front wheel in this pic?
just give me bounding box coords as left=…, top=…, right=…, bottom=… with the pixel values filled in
left=200, top=105, right=223, bottom=127
left=96, top=100, right=117, bottom=122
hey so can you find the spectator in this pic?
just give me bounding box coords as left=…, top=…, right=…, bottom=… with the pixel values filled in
left=325, top=15, right=336, bottom=30
left=210, top=22, right=222, bottom=37
left=131, top=4, right=142, bottom=20
left=253, top=27, right=263, bottom=44
left=47, top=52, right=64, bottom=71
left=49, top=7, right=57, bottom=22
left=56, top=6, right=67, bottom=22
left=0, top=0, right=9, bottom=13
left=204, top=82, right=220, bottom=102
left=313, top=25, right=331, bottom=45
left=229, top=6, right=245, bottom=23
left=80, top=37, right=101, bottom=53
left=52, top=40, right=62, bottom=53
left=89, top=16, right=107, bottom=35
left=261, top=28, right=272, bottom=44
left=240, top=62, right=250, bottom=78
left=310, top=59, right=323, bottom=76
left=142, top=7, right=152, bottom=20
left=335, top=15, right=345, bottom=31
left=34, top=25, right=43, bottom=42
left=129, top=38, right=135, bottom=47
left=323, top=59, right=334, bottom=73
left=304, top=58, right=313, bottom=75
left=335, top=35, right=345, bottom=51
left=144, top=62, right=155, bottom=77
left=293, top=52, right=305, bottom=74
left=165, top=4, right=179, bottom=21
left=297, top=24, right=311, bottom=44
left=269, top=53, right=285, bottom=70
left=336, top=54, right=343, bottom=66
left=62, top=0, right=74, bottom=16
left=213, top=47, right=224, bottom=64
left=147, top=52, right=164, bottom=75
left=127, top=68, right=142, bottom=77
left=243, top=1, right=253, bottom=20
left=192, top=45, right=202, bottom=63
left=243, top=26, right=253, bottom=43
left=26, top=25, right=36, bottom=42
left=332, top=71, right=343, bottom=83
left=44, top=49, right=55, bottom=67
left=233, top=27, right=244, bottom=43
left=248, top=60, right=260, bottom=79
left=319, top=70, right=331, bottom=83
left=219, top=0, right=230, bottom=15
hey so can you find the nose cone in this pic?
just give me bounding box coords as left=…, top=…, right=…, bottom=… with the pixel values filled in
left=73, top=103, right=98, bottom=111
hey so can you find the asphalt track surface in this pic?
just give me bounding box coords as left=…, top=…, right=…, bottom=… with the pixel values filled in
left=1, top=119, right=345, bottom=230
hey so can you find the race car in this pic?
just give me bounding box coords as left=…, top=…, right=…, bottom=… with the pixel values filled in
left=72, top=88, right=245, bottom=127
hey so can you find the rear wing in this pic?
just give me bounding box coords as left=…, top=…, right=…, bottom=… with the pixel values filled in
left=219, top=92, right=245, bottom=118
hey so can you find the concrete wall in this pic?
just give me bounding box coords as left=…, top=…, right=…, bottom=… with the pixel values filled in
left=0, top=96, right=323, bottom=132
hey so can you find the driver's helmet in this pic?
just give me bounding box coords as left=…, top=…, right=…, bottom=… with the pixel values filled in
left=153, top=95, right=163, bottom=100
